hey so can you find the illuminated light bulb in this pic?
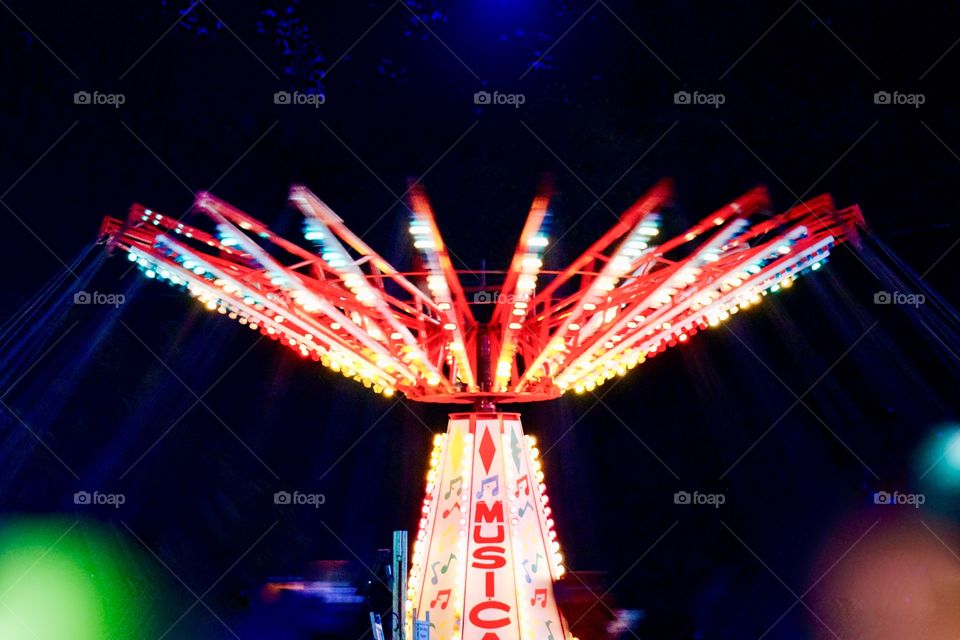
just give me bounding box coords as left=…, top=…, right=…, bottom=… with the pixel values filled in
left=781, top=277, right=793, bottom=288
left=508, top=322, right=522, bottom=330
left=777, top=244, right=791, bottom=254
left=521, top=256, right=542, bottom=269
left=442, top=322, right=456, bottom=331
left=511, top=308, right=526, bottom=317
left=567, top=322, right=581, bottom=331
left=527, top=234, right=549, bottom=248
left=811, top=261, right=822, bottom=270
left=610, top=256, right=632, bottom=272
left=582, top=302, right=597, bottom=311
left=596, top=276, right=617, bottom=291
left=713, top=216, right=725, bottom=225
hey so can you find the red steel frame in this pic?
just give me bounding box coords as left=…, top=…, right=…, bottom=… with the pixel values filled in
left=100, top=181, right=862, bottom=405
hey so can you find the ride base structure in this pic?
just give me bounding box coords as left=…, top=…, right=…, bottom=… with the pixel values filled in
left=100, top=179, right=862, bottom=639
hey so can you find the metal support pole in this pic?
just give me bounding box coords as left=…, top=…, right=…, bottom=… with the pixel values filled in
left=392, top=530, right=408, bottom=640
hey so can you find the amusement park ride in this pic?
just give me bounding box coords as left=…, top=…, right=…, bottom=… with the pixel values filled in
left=99, top=179, right=862, bottom=639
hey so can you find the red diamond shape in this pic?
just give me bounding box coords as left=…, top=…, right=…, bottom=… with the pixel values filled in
left=478, top=427, right=496, bottom=474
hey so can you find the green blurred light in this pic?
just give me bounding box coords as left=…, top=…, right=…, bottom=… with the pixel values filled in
left=0, top=517, right=157, bottom=640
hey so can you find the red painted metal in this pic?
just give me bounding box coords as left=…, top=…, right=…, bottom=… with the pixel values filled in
left=100, top=182, right=862, bottom=404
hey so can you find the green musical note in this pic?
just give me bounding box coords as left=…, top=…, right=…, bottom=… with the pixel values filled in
left=431, top=552, right=457, bottom=585
left=531, top=552, right=544, bottom=573
left=443, top=475, right=462, bottom=499
left=510, top=428, right=521, bottom=472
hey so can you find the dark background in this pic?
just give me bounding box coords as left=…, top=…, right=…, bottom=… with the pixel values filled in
left=2, top=1, right=960, bottom=638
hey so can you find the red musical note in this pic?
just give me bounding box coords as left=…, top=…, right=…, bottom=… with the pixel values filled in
left=515, top=474, right=530, bottom=498
left=430, top=588, right=452, bottom=609
left=531, top=588, right=547, bottom=608
left=442, top=501, right=461, bottom=518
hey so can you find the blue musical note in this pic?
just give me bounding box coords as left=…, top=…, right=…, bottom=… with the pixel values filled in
left=475, top=475, right=499, bottom=500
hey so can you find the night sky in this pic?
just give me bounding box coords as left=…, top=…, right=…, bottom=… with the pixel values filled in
left=3, top=2, right=960, bottom=639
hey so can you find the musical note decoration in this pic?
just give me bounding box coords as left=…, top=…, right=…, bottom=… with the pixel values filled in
left=510, top=428, right=522, bottom=472
left=532, top=552, right=543, bottom=573
left=531, top=588, right=548, bottom=608
left=431, top=553, right=457, bottom=585
left=443, top=475, right=462, bottom=500
left=514, top=474, right=530, bottom=498
left=430, top=589, right=452, bottom=609
left=475, top=475, right=499, bottom=500
left=518, top=500, right=535, bottom=517
left=521, top=553, right=544, bottom=583
left=442, top=501, right=461, bottom=518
